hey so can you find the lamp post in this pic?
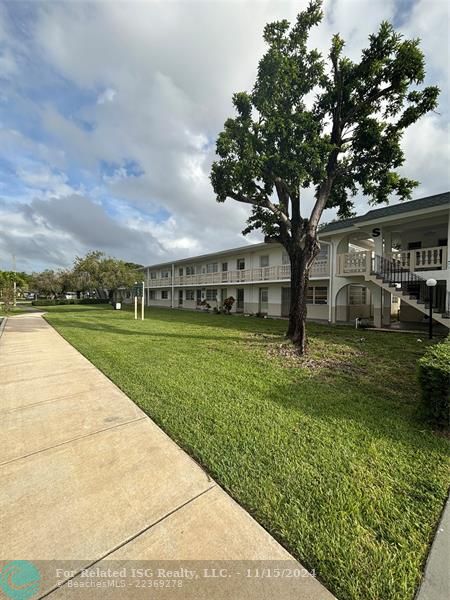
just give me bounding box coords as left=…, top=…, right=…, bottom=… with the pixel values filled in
left=426, top=278, right=437, bottom=340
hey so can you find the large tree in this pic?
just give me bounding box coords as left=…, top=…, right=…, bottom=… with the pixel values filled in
left=211, top=0, right=438, bottom=353
left=72, top=251, right=136, bottom=299
left=0, top=271, right=28, bottom=312
left=30, top=270, right=64, bottom=299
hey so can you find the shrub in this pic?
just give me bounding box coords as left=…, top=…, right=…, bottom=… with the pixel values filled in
left=32, top=299, right=56, bottom=306
left=418, top=337, right=450, bottom=428
left=32, top=298, right=109, bottom=306
left=79, top=298, right=109, bottom=305
left=223, top=296, right=235, bottom=314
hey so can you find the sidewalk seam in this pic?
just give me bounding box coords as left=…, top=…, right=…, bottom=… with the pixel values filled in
left=0, top=381, right=120, bottom=415
left=0, top=316, right=7, bottom=339
left=38, top=485, right=217, bottom=599
left=0, top=416, right=146, bottom=467
left=0, top=365, right=97, bottom=386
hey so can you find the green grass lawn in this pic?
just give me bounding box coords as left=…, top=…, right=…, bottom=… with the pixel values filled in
left=44, top=304, right=449, bottom=600
left=1, top=306, right=35, bottom=316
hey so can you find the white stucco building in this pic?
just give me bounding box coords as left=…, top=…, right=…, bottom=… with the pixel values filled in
left=124, top=192, right=449, bottom=330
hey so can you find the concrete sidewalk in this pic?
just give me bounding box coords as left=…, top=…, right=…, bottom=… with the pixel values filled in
left=0, top=313, right=335, bottom=600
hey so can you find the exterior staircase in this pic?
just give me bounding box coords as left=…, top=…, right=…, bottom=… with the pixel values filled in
left=365, top=255, right=450, bottom=330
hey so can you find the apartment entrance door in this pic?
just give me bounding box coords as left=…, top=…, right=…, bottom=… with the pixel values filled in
left=178, top=290, right=183, bottom=306
left=281, top=287, right=290, bottom=317
left=259, top=288, right=268, bottom=314
left=236, top=289, right=244, bottom=312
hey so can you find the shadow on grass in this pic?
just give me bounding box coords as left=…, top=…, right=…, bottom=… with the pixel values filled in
left=44, top=308, right=445, bottom=443
left=46, top=317, right=249, bottom=343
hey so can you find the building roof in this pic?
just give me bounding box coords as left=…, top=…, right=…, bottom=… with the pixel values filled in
left=319, top=191, right=449, bottom=234
left=141, top=192, right=448, bottom=270
left=141, top=241, right=271, bottom=270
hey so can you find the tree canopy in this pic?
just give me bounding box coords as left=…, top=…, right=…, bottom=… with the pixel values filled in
left=211, top=0, right=439, bottom=246
left=29, top=251, right=137, bottom=299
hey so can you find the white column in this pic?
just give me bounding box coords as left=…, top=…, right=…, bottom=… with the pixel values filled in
left=171, top=263, right=174, bottom=308
left=384, top=230, right=392, bottom=256
left=373, top=227, right=383, bottom=257
left=328, top=241, right=334, bottom=323
left=446, top=210, right=450, bottom=312
left=369, top=282, right=383, bottom=328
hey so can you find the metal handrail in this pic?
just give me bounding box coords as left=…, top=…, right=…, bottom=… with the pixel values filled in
left=372, top=254, right=446, bottom=314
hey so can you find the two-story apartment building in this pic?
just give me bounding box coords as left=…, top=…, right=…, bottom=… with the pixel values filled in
left=125, top=192, right=449, bottom=330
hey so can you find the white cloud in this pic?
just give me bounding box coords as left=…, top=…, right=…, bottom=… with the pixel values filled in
left=0, top=0, right=448, bottom=271
left=97, top=87, right=116, bottom=105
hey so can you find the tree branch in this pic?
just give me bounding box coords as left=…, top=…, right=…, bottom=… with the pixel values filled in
left=263, top=196, right=292, bottom=230
left=228, top=192, right=258, bottom=205
left=228, top=188, right=292, bottom=231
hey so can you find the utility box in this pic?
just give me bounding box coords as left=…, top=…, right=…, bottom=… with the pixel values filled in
left=114, top=302, right=122, bottom=310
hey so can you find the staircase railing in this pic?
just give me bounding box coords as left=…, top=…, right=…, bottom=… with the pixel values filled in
left=371, top=254, right=446, bottom=315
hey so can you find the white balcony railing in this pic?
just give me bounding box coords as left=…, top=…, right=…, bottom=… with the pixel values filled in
left=147, top=259, right=329, bottom=288
left=389, top=246, right=448, bottom=270
left=336, top=251, right=370, bottom=276
left=336, top=245, right=448, bottom=276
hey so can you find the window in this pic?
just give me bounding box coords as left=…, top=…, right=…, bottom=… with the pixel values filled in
left=237, top=258, right=245, bottom=270
left=150, top=271, right=157, bottom=279
left=148, top=290, right=155, bottom=300
left=161, top=290, right=169, bottom=299
left=179, top=267, right=183, bottom=276
left=306, top=286, right=328, bottom=304
left=314, top=287, right=328, bottom=304
left=317, top=246, right=329, bottom=259
left=260, top=255, right=269, bottom=267
left=206, top=289, right=217, bottom=301
left=186, top=289, right=195, bottom=300
left=161, top=270, right=169, bottom=278
left=408, top=241, right=422, bottom=250
left=282, top=251, right=290, bottom=265
left=349, top=285, right=367, bottom=305
left=206, top=263, right=218, bottom=273
left=222, top=262, right=228, bottom=272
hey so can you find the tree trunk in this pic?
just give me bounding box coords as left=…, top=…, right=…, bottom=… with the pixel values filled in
left=286, top=236, right=319, bottom=354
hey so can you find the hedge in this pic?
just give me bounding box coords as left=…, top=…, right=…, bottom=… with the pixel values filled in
left=32, top=298, right=110, bottom=306
left=418, top=337, right=450, bottom=428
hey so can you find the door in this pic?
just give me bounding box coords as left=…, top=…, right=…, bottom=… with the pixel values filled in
left=196, top=289, right=202, bottom=306
left=178, top=290, right=183, bottom=306
left=221, top=262, right=228, bottom=282
left=259, top=288, right=268, bottom=314
left=236, top=289, right=244, bottom=312
left=281, top=287, right=290, bottom=317
left=220, top=288, right=227, bottom=306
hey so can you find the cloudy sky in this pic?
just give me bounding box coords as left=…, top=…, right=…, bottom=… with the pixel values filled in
left=0, top=0, right=448, bottom=272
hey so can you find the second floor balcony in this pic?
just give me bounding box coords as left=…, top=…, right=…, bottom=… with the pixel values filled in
left=147, top=257, right=330, bottom=288
left=336, top=245, right=448, bottom=276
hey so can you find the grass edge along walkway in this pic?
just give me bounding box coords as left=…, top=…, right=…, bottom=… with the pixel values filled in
left=43, top=305, right=450, bottom=600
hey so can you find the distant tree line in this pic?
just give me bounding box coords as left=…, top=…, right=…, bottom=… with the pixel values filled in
left=1, top=251, right=141, bottom=309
